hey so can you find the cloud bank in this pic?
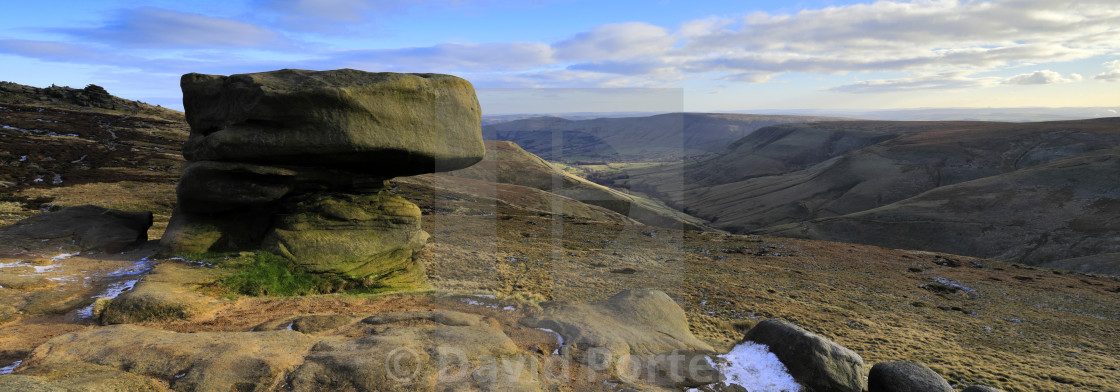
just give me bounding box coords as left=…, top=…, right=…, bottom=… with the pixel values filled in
left=3, top=0, right=1119, bottom=94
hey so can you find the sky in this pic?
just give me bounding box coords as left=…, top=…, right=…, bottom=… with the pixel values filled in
left=1, top=0, right=1118, bottom=114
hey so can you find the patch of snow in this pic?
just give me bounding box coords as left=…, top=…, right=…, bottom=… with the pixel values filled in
left=2, top=125, right=30, bottom=132
left=51, top=252, right=79, bottom=261
left=18, top=155, right=27, bottom=162
left=704, top=341, right=801, bottom=392
left=285, top=322, right=295, bottom=331
left=106, top=256, right=156, bottom=277
left=169, top=256, right=213, bottom=268
left=536, top=328, right=564, bottom=354
left=51, top=173, right=63, bottom=184
left=460, top=295, right=515, bottom=311
left=0, top=360, right=21, bottom=375
left=932, top=277, right=975, bottom=293
left=32, top=264, right=60, bottom=273
left=77, top=256, right=157, bottom=319
left=0, top=262, right=24, bottom=269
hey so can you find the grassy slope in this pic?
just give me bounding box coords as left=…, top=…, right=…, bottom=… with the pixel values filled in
left=619, top=119, right=1120, bottom=270
left=1, top=93, right=1117, bottom=390
left=395, top=176, right=1120, bottom=392
left=482, top=112, right=853, bottom=162
left=0, top=99, right=188, bottom=238
left=435, top=140, right=711, bottom=230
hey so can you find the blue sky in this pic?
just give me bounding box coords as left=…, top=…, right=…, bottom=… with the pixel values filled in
left=1, top=0, right=1118, bottom=114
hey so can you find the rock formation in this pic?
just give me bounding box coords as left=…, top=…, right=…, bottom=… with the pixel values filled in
left=0, top=205, right=152, bottom=255
left=743, top=318, right=866, bottom=392
left=160, top=69, right=484, bottom=288
left=868, top=360, right=953, bottom=392
left=3, top=289, right=719, bottom=391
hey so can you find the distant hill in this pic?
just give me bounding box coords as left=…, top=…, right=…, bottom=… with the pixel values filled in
left=0, top=81, right=182, bottom=121
left=404, top=140, right=710, bottom=230
left=481, top=112, right=852, bottom=162
left=618, top=118, right=1120, bottom=272
left=0, top=82, right=188, bottom=232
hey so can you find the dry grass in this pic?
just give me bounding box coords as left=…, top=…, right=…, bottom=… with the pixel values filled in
left=401, top=178, right=1120, bottom=391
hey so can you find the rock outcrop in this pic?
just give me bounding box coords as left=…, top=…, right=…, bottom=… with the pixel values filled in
left=160, top=69, right=484, bottom=286
left=520, top=289, right=716, bottom=385
left=0, top=205, right=152, bottom=255
left=743, top=319, right=866, bottom=392
left=868, top=360, right=953, bottom=392
left=3, top=289, right=720, bottom=391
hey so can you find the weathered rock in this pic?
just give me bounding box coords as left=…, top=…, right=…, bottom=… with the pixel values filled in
left=174, top=161, right=389, bottom=214
left=743, top=319, right=865, bottom=392
left=519, top=289, right=714, bottom=373
left=262, top=192, right=429, bottom=282
left=287, top=324, right=535, bottom=391
left=18, top=324, right=317, bottom=391
left=162, top=68, right=485, bottom=288
left=961, top=385, right=1005, bottom=392
left=99, top=262, right=224, bottom=324
left=180, top=69, right=484, bottom=176
left=158, top=207, right=276, bottom=254
left=0, top=270, right=52, bottom=290
left=289, top=314, right=354, bottom=334
left=363, top=310, right=483, bottom=327
left=0, top=205, right=152, bottom=255
left=868, top=361, right=952, bottom=392
left=0, top=362, right=165, bottom=392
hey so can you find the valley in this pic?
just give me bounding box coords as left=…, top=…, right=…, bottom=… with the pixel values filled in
left=0, top=82, right=1117, bottom=391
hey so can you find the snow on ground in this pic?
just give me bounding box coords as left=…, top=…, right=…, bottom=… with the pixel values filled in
left=699, top=341, right=802, bottom=392
left=0, top=360, right=21, bottom=375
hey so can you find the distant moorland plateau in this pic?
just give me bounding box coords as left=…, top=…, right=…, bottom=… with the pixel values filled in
left=486, top=115, right=1120, bottom=275
left=0, top=79, right=1118, bottom=391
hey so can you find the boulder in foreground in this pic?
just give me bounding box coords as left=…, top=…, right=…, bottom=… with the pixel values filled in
left=868, top=360, right=953, bottom=392
left=0, top=205, right=152, bottom=255
left=743, top=318, right=866, bottom=392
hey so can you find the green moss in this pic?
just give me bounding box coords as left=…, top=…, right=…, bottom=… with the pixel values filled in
left=217, top=252, right=393, bottom=296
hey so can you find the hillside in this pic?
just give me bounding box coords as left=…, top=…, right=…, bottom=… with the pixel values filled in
left=423, top=140, right=709, bottom=230
left=481, top=112, right=851, bottom=162
left=616, top=118, right=1120, bottom=272
left=0, top=85, right=1118, bottom=391
left=0, top=82, right=188, bottom=235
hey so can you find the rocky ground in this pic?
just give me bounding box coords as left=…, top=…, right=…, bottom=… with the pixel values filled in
left=1, top=88, right=1118, bottom=390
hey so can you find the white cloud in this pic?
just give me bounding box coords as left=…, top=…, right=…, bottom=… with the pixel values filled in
left=7, top=0, right=1120, bottom=93
left=1095, top=60, right=1120, bottom=82
left=330, top=42, right=553, bottom=72
left=1003, top=70, right=1083, bottom=85
left=66, top=8, right=288, bottom=49
left=254, top=0, right=468, bottom=32
left=680, top=0, right=1120, bottom=75
left=829, top=73, right=1002, bottom=94
left=553, top=22, right=673, bottom=62
left=0, top=40, right=125, bottom=64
